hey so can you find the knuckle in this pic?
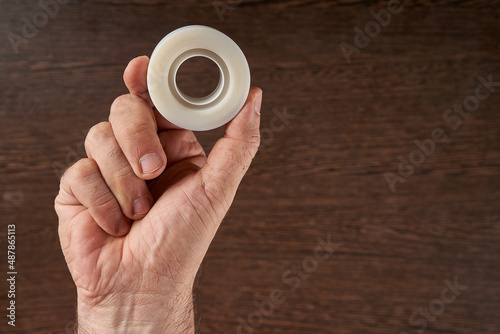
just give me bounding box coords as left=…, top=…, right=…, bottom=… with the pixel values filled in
left=85, top=122, right=113, bottom=153
left=229, top=136, right=259, bottom=166
left=112, top=163, right=136, bottom=182
left=240, top=130, right=261, bottom=160
left=110, top=94, right=135, bottom=117
left=124, top=121, right=154, bottom=142
left=106, top=145, right=123, bottom=161
left=197, top=172, right=228, bottom=221
left=179, top=129, right=197, bottom=142
left=110, top=95, right=157, bottom=147
left=248, top=133, right=261, bottom=153
left=91, top=191, right=116, bottom=210
left=68, top=158, right=99, bottom=183
left=188, top=141, right=206, bottom=158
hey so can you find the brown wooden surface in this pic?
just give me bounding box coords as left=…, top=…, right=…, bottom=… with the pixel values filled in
left=1, top=0, right=500, bottom=333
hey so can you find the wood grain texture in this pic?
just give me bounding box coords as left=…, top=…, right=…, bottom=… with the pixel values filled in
left=0, top=0, right=499, bottom=333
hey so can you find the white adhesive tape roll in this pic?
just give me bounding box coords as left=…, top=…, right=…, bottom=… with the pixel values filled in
left=147, top=25, right=251, bottom=131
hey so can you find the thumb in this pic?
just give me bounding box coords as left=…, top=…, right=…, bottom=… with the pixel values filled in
left=200, top=87, right=262, bottom=207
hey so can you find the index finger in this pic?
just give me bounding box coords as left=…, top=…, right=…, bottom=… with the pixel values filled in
left=124, top=56, right=182, bottom=131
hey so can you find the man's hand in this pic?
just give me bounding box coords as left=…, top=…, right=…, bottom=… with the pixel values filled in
left=54, top=56, right=262, bottom=333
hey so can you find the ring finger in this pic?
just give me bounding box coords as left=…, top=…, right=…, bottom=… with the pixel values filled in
left=85, top=121, right=153, bottom=220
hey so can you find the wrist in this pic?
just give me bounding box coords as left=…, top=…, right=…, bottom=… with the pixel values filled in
left=77, top=290, right=194, bottom=334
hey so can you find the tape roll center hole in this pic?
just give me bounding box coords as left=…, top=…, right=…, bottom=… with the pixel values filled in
left=175, top=56, right=222, bottom=102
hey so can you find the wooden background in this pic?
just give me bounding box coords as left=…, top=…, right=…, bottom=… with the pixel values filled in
left=1, top=0, right=499, bottom=333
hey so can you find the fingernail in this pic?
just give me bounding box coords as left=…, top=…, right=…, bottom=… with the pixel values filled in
left=140, top=153, right=163, bottom=174
left=133, top=196, right=150, bottom=216
left=118, top=219, right=131, bottom=236
left=254, top=91, right=263, bottom=115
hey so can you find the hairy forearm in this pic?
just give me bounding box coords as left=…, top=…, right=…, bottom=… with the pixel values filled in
left=76, top=292, right=195, bottom=334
